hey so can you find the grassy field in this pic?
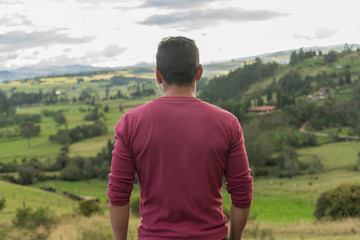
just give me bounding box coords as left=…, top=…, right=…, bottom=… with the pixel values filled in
left=0, top=96, right=157, bottom=163
left=2, top=179, right=360, bottom=240
left=297, top=141, right=360, bottom=170
left=32, top=179, right=112, bottom=203
left=33, top=178, right=316, bottom=223
left=0, top=180, right=76, bottom=223
left=0, top=172, right=348, bottom=239
left=28, top=168, right=360, bottom=226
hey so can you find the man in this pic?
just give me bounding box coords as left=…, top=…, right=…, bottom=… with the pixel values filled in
left=107, top=36, right=253, bottom=240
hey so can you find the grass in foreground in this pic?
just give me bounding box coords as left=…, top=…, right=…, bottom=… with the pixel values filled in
left=44, top=211, right=360, bottom=240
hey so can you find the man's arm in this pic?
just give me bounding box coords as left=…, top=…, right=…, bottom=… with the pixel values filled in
left=225, top=118, right=253, bottom=240
left=109, top=203, right=130, bottom=240
left=228, top=205, right=251, bottom=240
left=107, top=114, right=136, bottom=240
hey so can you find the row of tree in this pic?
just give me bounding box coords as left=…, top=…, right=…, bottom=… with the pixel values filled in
left=49, top=120, right=107, bottom=145
left=1, top=139, right=113, bottom=185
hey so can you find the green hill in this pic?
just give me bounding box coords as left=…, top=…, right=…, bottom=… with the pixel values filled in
left=0, top=180, right=75, bottom=223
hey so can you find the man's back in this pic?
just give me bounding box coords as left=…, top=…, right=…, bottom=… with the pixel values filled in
left=108, top=96, right=253, bottom=240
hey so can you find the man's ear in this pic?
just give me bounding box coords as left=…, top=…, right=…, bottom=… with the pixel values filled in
left=195, top=64, right=203, bottom=82
left=156, top=67, right=163, bottom=84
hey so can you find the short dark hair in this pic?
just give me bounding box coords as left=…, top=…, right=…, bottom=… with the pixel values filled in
left=156, top=36, right=199, bottom=86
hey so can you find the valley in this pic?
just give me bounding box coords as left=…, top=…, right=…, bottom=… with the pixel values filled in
left=0, top=46, right=360, bottom=239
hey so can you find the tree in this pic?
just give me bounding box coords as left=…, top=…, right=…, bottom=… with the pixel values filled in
left=79, top=89, right=91, bottom=101
left=324, top=50, right=338, bottom=63
left=257, top=96, right=264, bottom=106
left=280, top=147, right=299, bottom=178
left=290, top=51, right=299, bottom=65
left=352, top=79, right=360, bottom=101
left=345, top=71, right=351, bottom=84
left=105, top=87, right=110, bottom=100
left=356, top=151, right=360, bottom=170
left=339, top=77, right=344, bottom=86
left=56, top=152, right=70, bottom=169
left=307, top=155, right=323, bottom=176
left=310, top=82, right=318, bottom=92
left=53, top=111, right=67, bottom=130
left=17, top=166, right=36, bottom=185
left=116, top=90, right=123, bottom=99
left=243, top=120, right=274, bottom=169
left=0, top=90, right=10, bottom=115
left=20, top=123, right=40, bottom=147
left=60, top=164, right=82, bottom=181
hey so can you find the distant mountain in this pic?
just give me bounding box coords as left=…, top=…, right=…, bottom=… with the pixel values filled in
left=0, top=65, right=104, bottom=82
left=0, top=70, right=12, bottom=81
left=1, top=43, right=359, bottom=83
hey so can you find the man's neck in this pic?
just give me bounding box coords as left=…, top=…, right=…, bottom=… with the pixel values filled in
left=162, top=83, right=196, bottom=98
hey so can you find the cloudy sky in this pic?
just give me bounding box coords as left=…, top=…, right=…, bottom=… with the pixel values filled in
left=0, top=0, right=359, bottom=70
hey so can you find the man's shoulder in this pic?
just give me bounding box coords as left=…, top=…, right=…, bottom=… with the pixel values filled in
left=122, top=97, right=237, bottom=122
left=126, top=99, right=155, bottom=113
left=119, top=99, right=157, bottom=120
left=199, top=100, right=237, bottom=120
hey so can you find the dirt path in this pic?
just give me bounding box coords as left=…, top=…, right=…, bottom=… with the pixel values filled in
left=299, top=121, right=359, bottom=140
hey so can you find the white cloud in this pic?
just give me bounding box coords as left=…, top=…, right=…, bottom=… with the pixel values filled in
left=315, top=27, right=338, bottom=39
left=0, top=0, right=359, bottom=70
left=0, top=30, right=96, bottom=52
left=293, top=27, right=338, bottom=41
left=140, top=0, right=219, bottom=9
left=0, top=14, right=32, bottom=27
left=139, top=8, right=289, bottom=30
left=102, top=44, right=126, bottom=58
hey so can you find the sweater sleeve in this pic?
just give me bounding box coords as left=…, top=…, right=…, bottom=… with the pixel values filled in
left=107, top=114, right=135, bottom=206
left=225, top=118, right=253, bottom=209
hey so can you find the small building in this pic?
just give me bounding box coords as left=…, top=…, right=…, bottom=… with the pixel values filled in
left=308, top=87, right=329, bottom=100
left=248, top=105, right=276, bottom=114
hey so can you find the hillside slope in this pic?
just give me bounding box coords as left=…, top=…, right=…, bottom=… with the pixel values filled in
left=0, top=180, right=75, bottom=223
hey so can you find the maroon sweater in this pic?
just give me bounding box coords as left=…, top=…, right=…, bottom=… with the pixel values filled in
left=107, top=96, right=253, bottom=240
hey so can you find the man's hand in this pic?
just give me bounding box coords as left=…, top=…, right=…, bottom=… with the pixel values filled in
left=109, top=203, right=130, bottom=240
left=228, top=204, right=251, bottom=240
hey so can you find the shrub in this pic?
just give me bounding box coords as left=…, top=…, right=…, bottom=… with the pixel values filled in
left=60, top=164, right=82, bottom=181
left=41, top=109, right=55, bottom=117
left=314, top=183, right=360, bottom=220
left=78, top=200, right=101, bottom=216
left=14, top=114, right=42, bottom=124
left=0, top=198, right=5, bottom=211
left=84, top=112, right=99, bottom=121
left=17, top=166, right=43, bottom=185
left=130, top=195, right=141, bottom=216
left=12, top=207, right=57, bottom=229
